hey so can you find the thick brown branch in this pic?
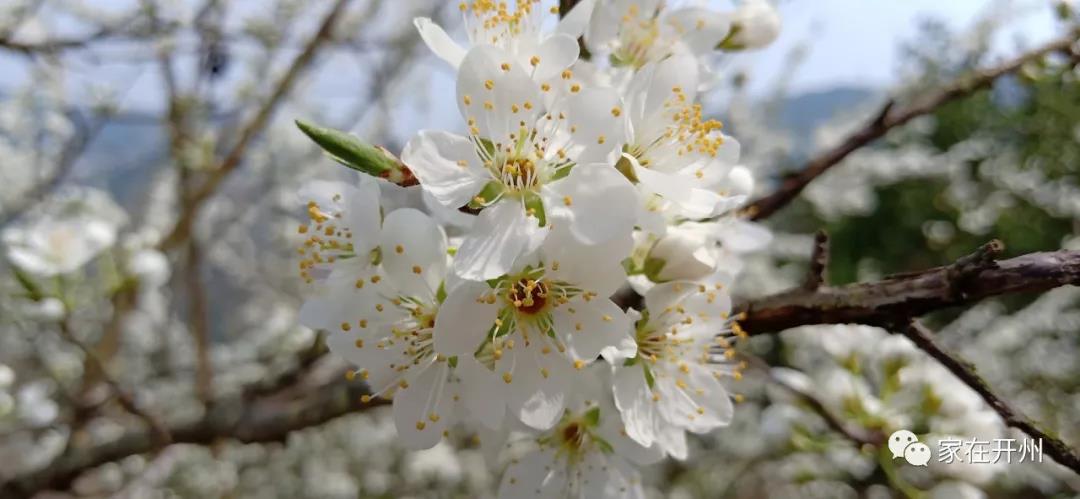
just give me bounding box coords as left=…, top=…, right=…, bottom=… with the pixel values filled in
left=738, top=249, right=1080, bottom=335
left=160, top=0, right=352, bottom=250
left=0, top=373, right=386, bottom=498
left=899, top=321, right=1080, bottom=474
left=746, top=32, right=1079, bottom=220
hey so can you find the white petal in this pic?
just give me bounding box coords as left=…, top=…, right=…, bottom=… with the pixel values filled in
left=655, top=363, right=733, bottom=433
left=454, top=200, right=544, bottom=280
left=298, top=260, right=391, bottom=332
left=719, top=219, right=773, bottom=252
left=613, top=365, right=658, bottom=448
left=326, top=327, right=407, bottom=390
left=392, top=362, right=452, bottom=450
left=638, top=52, right=700, bottom=122
left=501, top=343, right=568, bottom=430
left=498, top=447, right=561, bottom=499
left=562, top=89, right=624, bottom=164
left=344, top=177, right=383, bottom=256
left=665, top=7, right=731, bottom=55
left=555, top=0, right=595, bottom=38
left=597, top=400, right=666, bottom=466
left=456, top=355, right=506, bottom=429
left=379, top=208, right=447, bottom=299
left=528, top=34, right=580, bottom=81
left=643, top=280, right=695, bottom=315
left=413, top=17, right=466, bottom=68
left=634, top=160, right=722, bottom=218
left=401, top=130, right=488, bottom=209
left=552, top=299, right=634, bottom=363
left=433, top=281, right=497, bottom=355
left=457, top=45, right=542, bottom=147
left=544, top=164, right=637, bottom=246
left=655, top=424, right=688, bottom=460
left=542, top=226, right=630, bottom=298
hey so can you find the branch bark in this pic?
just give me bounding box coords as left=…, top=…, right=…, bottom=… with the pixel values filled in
left=899, top=321, right=1080, bottom=474
left=745, top=31, right=1079, bottom=221
left=738, top=248, right=1080, bottom=335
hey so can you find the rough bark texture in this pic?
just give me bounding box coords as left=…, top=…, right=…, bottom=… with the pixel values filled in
left=738, top=249, right=1080, bottom=335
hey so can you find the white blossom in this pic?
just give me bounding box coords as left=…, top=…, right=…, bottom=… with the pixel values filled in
left=721, top=0, right=781, bottom=50
left=403, top=45, right=637, bottom=280
left=496, top=367, right=661, bottom=498
left=612, top=279, right=742, bottom=458
left=585, top=0, right=732, bottom=70
left=414, top=0, right=593, bottom=78
left=433, top=229, right=636, bottom=430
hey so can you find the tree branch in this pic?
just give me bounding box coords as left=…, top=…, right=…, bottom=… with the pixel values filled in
left=898, top=320, right=1080, bottom=474
left=738, top=247, right=1080, bottom=335
left=0, top=371, right=386, bottom=498
left=745, top=31, right=1080, bottom=221
left=56, top=319, right=171, bottom=446
left=5, top=244, right=1079, bottom=495
left=160, top=0, right=352, bottom=251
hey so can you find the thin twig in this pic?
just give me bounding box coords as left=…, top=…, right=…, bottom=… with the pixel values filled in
left=56, top=319, right=171, bottom=445
left=744, top=354, right=882, bottom=446
left=899, top=320, right=1080, bottom=474
left=160, top=0, right=353, bottom=251
left=803, top=229, right=830, bottom=291
left=746, top=31, right=1079, bottom=220
left=0, top=369, right=386, bottom=497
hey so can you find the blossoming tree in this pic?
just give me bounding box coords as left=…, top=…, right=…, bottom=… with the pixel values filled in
left=1, top=0, right=1080, bottom=498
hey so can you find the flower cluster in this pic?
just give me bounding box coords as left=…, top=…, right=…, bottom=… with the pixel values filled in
left=297, top=1, right=780, bottom=497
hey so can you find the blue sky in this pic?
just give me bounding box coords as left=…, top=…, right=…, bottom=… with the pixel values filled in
left=736, top=0, right=1061, bottom=95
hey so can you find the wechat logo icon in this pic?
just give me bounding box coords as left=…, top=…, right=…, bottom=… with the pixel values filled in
left=889, top=430, right=931, bottom=466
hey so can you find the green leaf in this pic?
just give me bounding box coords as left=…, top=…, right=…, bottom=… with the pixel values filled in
left=523, top=192, right=547, bottom=227
left=717, top=24, right=745, bottom=50
left=436, top=281, right=447, bottom=304
left=583, top=406, right=601, bottom=427
left=592, top=435, right=615, bottom=454
left=448, top=356, right=459, bottom=369
left=614, top=154, right=638, bottom=183
left=641, top=362, right=656, bottom=390
left=642, top=256, right=666, bottom=282
left=468, top=181, right=505, bottom=210
left=13, top=267, right=44, bottom=301
left=295, top=120, right=398, bottom=177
